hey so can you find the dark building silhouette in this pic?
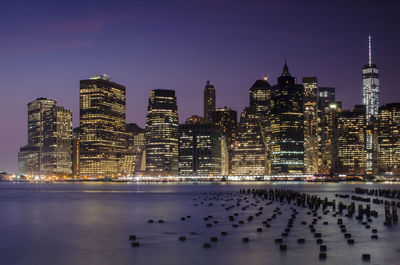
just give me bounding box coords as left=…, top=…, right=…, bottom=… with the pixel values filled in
left=204, top=80, right=216, bottom=121
left=178, top=117, right=225, bottom=176
left=270, top=62, right=305, bottom=174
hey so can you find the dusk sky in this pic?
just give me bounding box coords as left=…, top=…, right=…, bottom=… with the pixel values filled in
left=1, top=0, right=399, bottom=173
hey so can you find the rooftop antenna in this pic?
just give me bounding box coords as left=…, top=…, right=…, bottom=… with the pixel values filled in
left=368, top=35, right=372, bottom=66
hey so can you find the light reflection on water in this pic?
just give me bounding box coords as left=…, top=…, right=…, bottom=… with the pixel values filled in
left=0, top=182, right=399, bottom=265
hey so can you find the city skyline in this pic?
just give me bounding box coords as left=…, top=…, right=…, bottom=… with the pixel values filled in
left=1, top=0, right=400, bottom=173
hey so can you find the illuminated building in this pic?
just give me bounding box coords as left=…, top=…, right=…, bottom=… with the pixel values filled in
left=363, top=36, right=380, bottom=122
left=119, top=151, right=143, bottom=176
left=270, top=62, right=304, bottom=174
left=318, top=87, right=335, bottom=104
left=204, top=80, right=216, bottom=121
left=178, top=117, right=224, bottom=176
left=145, top=89, right=179, bottom=176
left=249, top=78, right=272, bottom=174
left=18, top=98, right=72, bottom=177
left=42, top=106, right=73, bottom=176
left=124, top=123, right=145, bottom=176
left=27, top=98, right=57, bottom=146
left=363, top=36, right=380, bottom=173
left=378, top=103, right=400, bottom=174
left=72, top=127, right=81, bottom=178
left=186, top=115, right=205, bottom=124
left=317, top=101, right=342, bottom=174
left=303, top=77, right=319, bottom=174
left=210, top=107, right=237, bottom=173
left=25, top=98, right=56, bottom=175
left=231, top=107, right=266, bottom=175
left=337, top=105, right=367, bottom=174
left=126, top=123, right=145, bottom=152
left=18, top=146, right=40, bottom=176
left=79, top=74, right=127, bottom=177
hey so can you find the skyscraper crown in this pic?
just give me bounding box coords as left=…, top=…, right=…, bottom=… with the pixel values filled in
left=282, top=61, right=290, bottom=77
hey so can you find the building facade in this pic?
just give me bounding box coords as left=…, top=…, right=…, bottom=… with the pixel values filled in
left=178, top=118, right=224, bottom=176
left=42, top=106, right=73, bottom=176
left=231, top=107, right=266, bottom=175
left=317, top=101, right=342, bottom=174
left=18, top=98, right=72, bottom=177
left=145, top=89, right=179, bottom=176
left=337, top=105, right=367, bottom=174
left=303, top=77, right=319, bottom=174
left=270, top=63, right=305, bottom=174
left=362, top=36, right=380, bottom=174
left=204, top=80, right=216, bottom=121
left=79, top=74, right=127, bottom=177
left=18, top=146, right=40, bottom=177
left=249, top=78, right=272, bottom=174
left=211, top=107, right=237, bottom=174
left=378, top=103, right=400, bottom=174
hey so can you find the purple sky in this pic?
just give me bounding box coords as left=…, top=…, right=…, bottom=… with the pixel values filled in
left=1, top=0, right=399, bottom=173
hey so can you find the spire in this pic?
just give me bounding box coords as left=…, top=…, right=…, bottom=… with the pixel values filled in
left=282, top=60, right=290, bottom=76
left=206, top=80, right=210, bottom=86
left=368, top=35, right=372, bottom=66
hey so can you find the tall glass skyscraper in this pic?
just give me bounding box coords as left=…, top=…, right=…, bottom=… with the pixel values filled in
left=79, top=74, right=127, bottom=177
left=362, top=36, right=380, bottom=174
left=145, top=89, right=179, bottom=176
left=362, top=35, right=380, bottom=122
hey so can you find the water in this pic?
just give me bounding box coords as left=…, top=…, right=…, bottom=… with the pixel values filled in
left=0, top=182, right=399, bottom=265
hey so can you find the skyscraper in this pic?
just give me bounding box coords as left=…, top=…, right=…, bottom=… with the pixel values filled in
left=363, top=36, right=380, bottom=123
left=378, top=103, right=400, bottom=174
left=27, top=98, right=57, bottom=147
left=204, top=80, right=216, bottom=121
left=178, top=117, right=224, bottom=176
left=231, top=107, right=266, bottom=176
left=318, top=101, right=342, bottom=174
left=317, top=87, right=340, bottom=174
left=270, top=62, right=305, bottom=174
left=79, top=74, right=127, bottom=177
left=42, top=106, right=73, bottom=176
left=249, top=78, right=272, bottom=174
left=337, top=105, right=367, bottom=174
left=211, top=107, right=237, bottom=173
left=145, top=89, right=179, bottom=176
left=303, top=77, right=319, bottom=174
left=18, top=98, right=72, bottom=177
left=362, top=36, right=380, bottom=174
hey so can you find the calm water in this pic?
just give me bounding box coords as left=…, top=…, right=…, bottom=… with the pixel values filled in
left=0, top=182, right=399, bottom=265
